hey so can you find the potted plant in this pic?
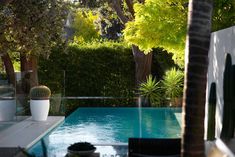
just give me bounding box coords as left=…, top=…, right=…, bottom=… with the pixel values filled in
left=0, top=85, right=16, bottom=121
left=67, top=142, right=96, bottom=157
left=30, top=85, right=51, bottom=121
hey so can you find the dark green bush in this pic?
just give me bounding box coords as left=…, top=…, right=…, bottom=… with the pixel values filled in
left=152, top=47, right=179, bottom=80
left=38, top=41, right=136, bottom=110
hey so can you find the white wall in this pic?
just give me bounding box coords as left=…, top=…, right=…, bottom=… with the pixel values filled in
left=206, top=26, right=235, bottom=138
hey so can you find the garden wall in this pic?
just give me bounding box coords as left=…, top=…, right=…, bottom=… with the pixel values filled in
left=206, top=26, right=235, bottom=138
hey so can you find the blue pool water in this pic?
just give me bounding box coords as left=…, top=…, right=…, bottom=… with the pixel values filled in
left=29, top=107, right=181, bottom=156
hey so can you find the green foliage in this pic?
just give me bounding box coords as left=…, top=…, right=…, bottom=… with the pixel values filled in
left=0, top=85, right=15, bottom=99
left=38, top=41, right=177, bottom=111
left=30, top=85, right=51, bottom=100
left=123, top=0, right=187, bottom=67
left=139, top=68, right=183, bottom=107
left=123, top=0, right=235, bottom=68
left=0, top=0, right=68, bottom=57
left=97, top=5, right=124, bottom=40
left=38, top=41, right=135, bottom=107
left=152, top=47, right=179, bottom=80
left=72, top=10, right=100, bottom=43
left=213, top=0, right=235, bottom=31
left=161, top=68, right=184, bottom=100
left=139, top=75, right=162, bottom=107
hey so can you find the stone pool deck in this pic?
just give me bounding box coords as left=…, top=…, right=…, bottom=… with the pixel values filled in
left=0, top=116, right=64, bottom=157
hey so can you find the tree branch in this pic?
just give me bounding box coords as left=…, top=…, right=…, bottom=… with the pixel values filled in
left=109, top=0, right=130, bottom=24
left=124, top=0, right=135, bottom=17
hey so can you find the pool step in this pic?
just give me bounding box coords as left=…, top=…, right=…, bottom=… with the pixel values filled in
left=0, top=116, right=64, bottom=157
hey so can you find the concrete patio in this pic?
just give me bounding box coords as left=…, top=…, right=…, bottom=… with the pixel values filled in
left=0, top=116, right=64, bottom=157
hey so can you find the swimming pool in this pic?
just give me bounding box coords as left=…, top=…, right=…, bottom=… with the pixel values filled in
left=29, top=107, right=181, bottom=156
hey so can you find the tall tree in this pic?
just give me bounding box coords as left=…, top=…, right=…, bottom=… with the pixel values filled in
left=123, top=0, right=188, bottom=68
left=181, top=0, right=213, bottom=156
left=0, top=0, right=67, bottom=90
left=0, top=3, right=17, bottom=85
left=109, top=0, right=153, bottom=85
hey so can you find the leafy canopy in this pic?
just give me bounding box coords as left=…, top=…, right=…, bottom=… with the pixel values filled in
left=123, top=0, right=187, bottom=67
left=0, top=0, right=68, bottom=57
left=212, top=0, right=235, bottom=31
left=123, top=0, right=235, bottom=68
left=72, top=10, right=100, bottom=43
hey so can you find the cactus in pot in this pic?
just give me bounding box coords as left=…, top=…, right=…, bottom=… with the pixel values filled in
left=30, top=85, right=51, bottom=121
left=30, top=85, right=51, bottom=100
left=0, top=85, right=16, bottom=121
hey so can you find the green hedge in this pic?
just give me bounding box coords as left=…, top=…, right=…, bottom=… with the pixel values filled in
left=39, top=41, right=135, bottom=95
left=38, top=41, right=176, bottom=113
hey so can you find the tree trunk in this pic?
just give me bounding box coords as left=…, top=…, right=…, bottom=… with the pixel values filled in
left=109, top=0, right=152, bottom=86
left=28, top=55, right=39, bottom=87
left=1, top=53, right=15, bottom=86
left=132, top=45, right=152, bottom=85
left=20, top=54, right=39, bottom=92
left=18, top=54, right=39, bottom=114
left=182, top=0, right=213, bottom=157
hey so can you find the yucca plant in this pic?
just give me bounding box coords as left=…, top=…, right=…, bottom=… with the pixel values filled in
left=161, top=68, right=184, bottom=106
left=139, top=75, right=162, bottom=107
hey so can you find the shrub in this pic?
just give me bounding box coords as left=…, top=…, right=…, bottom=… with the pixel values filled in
left=38, top=41, right=178, bottom=112
left=161, top=68, right=184, bottom=102
left=152, top=47, right=179, bottom=80
left=139, top=75, right=163, bottom=107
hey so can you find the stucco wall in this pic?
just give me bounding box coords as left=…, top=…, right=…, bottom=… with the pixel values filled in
left=206, top=26, right=235, bottom=138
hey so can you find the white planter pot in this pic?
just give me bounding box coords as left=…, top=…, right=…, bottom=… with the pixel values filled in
left=0, top=99, right=16, bottom=121
left=30, top=100, right=50, bottom=121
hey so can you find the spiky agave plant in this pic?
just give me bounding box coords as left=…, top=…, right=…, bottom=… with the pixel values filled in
left=161, top=68, right=184, bottom=103
left=139, top=75, right=162, bottom=107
